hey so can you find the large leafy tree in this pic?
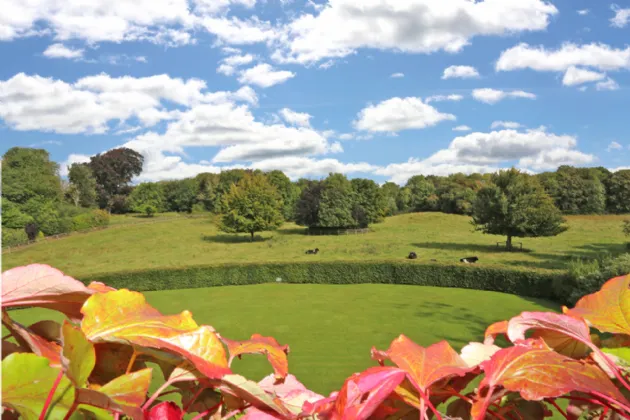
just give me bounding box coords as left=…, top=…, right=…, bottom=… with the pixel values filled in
left=266, top=170, right=300, bottom=221
left=68, top=163, right=97, bottom=208
left=1, top=198, right=34, bottom=229
left=1, top=147, right=62, bottom=204
left=219, top=172, right=284, bottom=241
left=380, top=182, right=400, bottom=216
left=128, top=183, right=165, bottom=216
left=88, top=148, right=144, bottom=210
left=294, top=180, right=324, bottom=228
left=351, top=178, right=386, bottom=226
left=215, top=169, right=248, bottom=213
left=317, top=173, right=356, bottom=228
left=539, top=166, right=606, bottom=215
left=195, top=173, right=220, bottom=211
left=472, top=168, right=568, bottom=251
left=605, top=170, right=630, bottom=214
left=406, top=175, right=437, bottom=212
left=162, top=179, right=197, bottom=213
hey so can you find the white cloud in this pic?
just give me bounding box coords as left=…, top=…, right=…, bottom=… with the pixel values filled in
left=452, top=125, right=471, bottom=132
left=519, top=149, right=595, bottom=171
left=390, top=73, right=405, bottom=78
left=611, top=5, right=630, bottom=28
left=442, top=65, right=479, bottom=79
left=376, top=159, right=501, bottom=185
left=577, top=9, right=589, bottom=16
left=425, top=94, right=464, bottom=103
left=200, top=16, right=279, bottom=45
left=60, top=153, right=91, bottom=177
left=217, top=53, right=255, bottom=76
left=249, top=157, right=377, bottom=180
left=472, top=88, right=536, bottom=104
left=607, top=141, right=623, bottom=152
left=43, top=43, right=84, bottom=59
left=596, top=78, right=619, bottom=91
left=237, top=63, right=295, bottom=88
left=279, top=108, right=312, bottom=127
left=562, top=66, right=606, bottom=86
left=491, top=121, right=522, bottom=129
left=0, top=73, right=256, bottom=134
left=496, top=43, right=630, bottom=73
left=272, top=0, right=558, bottom=64
left=354, top=97, right=456, bottom=132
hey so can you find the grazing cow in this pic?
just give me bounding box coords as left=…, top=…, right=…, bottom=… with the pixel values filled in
left=408, top=252, right=418, bottom=260
left=25, top=223, right=39, bottom=242
left=460, top=256, right=479, bottom=264
left=306, top=248, right=320, bottom=255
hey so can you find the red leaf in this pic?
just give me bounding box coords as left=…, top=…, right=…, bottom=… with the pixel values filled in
left=1, top=312, right=61, bottom=366
left=479, top=339, right=627, bottom=402
left=565, top=275, right=630, bottom=336
left=146, top=401, right=183, bottom=420
left=220, top=334, right=290, bottom=382
left=2, top=264, right=94, bottom=321
left=372, top=335, right=472, bottom=393
left=484, top=320, right=509, bottom=345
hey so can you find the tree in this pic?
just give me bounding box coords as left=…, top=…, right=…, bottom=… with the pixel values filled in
left=396, top=187, right=412, bottom=213
left=1, top=198, right=34, bottom=229
left=406, top=175, right=437, bottom=212
left=129, top=183, right=165, bottom=216
left=267, top=170, right=300, bottom=221
left=215, top=169, right=248, bottom=213
left=68, top=163, right=97, bottom=208
left=88, top=148, right=144, bottom=211
left=162, top=179, right=197, bottom=213
left=472, top=168, right=568, bottom=251
left=317, top=173, right=356, bottom=228
left=623, top=220, right=630, bottom=239
left=606, top=170, right=630, bottom=214
left=195, top=173, right=220, bottom=211
left=294, top=180, right=324, bottom=228
left=381, top=182, right=400, bottom=216
left=219, top=172, right=284, bottom=241
left=539, top=166, right=606, bottom=215
left=351, top=178, right=387, bottom=226
left=1, top=147, right=62, bottom=204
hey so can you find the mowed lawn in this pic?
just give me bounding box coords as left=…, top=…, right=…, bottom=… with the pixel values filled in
left=3, top=213, right=627, bottom=278
left=5, top=284, right=558, bottom=395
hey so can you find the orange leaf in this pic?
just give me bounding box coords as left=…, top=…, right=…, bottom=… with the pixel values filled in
left=2, top=264, right=94, bottom=321
left=220, top=334, right=290, bottom=382
left=81, top=289, right=230, bottom=379
left=484, top=320, right=509, bottom=345
left=566, top=275, right=630, bottom=336
left=87, top=281, right=117, bottom=293
left=372, top=335, right=472, bottom=394
left=479, top=339, right=627, bottom=402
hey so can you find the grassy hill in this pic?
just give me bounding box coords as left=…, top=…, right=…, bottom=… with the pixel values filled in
left=3, top=212, right=627, bottom=278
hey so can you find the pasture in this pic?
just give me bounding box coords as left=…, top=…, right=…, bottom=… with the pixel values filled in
left=3, top=212, right=627, bottom=278
left=5, top=284, right=557, bottom=394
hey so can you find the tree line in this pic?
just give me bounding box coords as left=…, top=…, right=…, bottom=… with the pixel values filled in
left=2, top=146, right=630, bottom=249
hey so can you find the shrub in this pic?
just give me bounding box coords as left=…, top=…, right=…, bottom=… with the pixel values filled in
left=2, top=264, right=630, bottom=420
left=555, top=253, right=630, bottom=305
left=71, top=209, right=111, bottom=231
left=1, top=228, right=29, bottom=248
left=144, top=205, right=157, bottom=217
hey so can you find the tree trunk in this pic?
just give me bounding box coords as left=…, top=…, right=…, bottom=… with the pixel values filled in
left=506, top=235, right=513, bottom=252
left=250, top=231, right=254, bottom=242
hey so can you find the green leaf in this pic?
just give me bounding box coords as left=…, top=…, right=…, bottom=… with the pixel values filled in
left=61, top=320, right=96, bottom=387
left=2, top=353, right=75, bottom=420
left=602, top=347, right=630, bottom=369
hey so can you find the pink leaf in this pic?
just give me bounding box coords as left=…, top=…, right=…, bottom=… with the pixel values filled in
left=146, top=401, right=183, bottom=420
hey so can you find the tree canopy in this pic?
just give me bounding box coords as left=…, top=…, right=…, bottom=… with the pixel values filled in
left=472, top=168, right=568, bottom=250
left=68, top=163, right=97, bottom=208
left=88, top=148, right=144, bottom=210
left=129, top=182, right=165, bottom=216
left=1, top=147, right=62, bottom=204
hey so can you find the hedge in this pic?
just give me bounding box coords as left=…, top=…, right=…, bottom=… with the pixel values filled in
left=71, top=209, right=110, bottom=231
left=2, top=228, right=29, bottom=248
left=88, top=261, right=564, bottom=302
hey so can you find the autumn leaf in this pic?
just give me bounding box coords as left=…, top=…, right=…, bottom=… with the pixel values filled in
left=28, top=320, right=61, bottom=343
left=89, top=343, right=147, bottom=385
left=61, top=320, right=96, bottom=387
left=479, top=339, right=627, bottom=402
left=81, top=289, right=230, bottom=379
left=2, top=340, right=25, bottom=359
left=372, top=335, right=472, bottom=394
left=87, top=282, right=117, bottom=293
left=484, top=320, right=509, bottom=345
left=146, top=401, right=183, bottom=420
left=77, top=368, right=152, bottom=419
left=258, top=374, right=324, bottom=414
left=565, top=275, right=630, bottom=336
left=220, top=334, right=290, bottom=382
left=2, top=312, right=62, bottom=366
left=2, top=353, right=75, bottom=420
left=2, top=264, right=94, bottom=321
left=220, top=374, right=294, bottom=418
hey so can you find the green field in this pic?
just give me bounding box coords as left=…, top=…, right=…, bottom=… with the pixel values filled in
left=3, top=212, right=627, bottom=278
left=5, top=284, right=557, bottom=394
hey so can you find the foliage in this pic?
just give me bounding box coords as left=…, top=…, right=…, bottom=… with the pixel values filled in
left=3, top=264, right=630, bottom=420
left=68, top=163, right=98, bottom=208
left=381, top=182, right=400, bottom=216
left=406, top=175, right=437, bottom=212
left=317, top=173, right=357, bottom=228
left=1, top=198, right=34, bottom=229
left=128, top=182, right=166, bottom=215
left=472, top=168, right=568, bottom=251
left=625, top=220, right=630, bottom=237
left=294, top=180, right=325, bottom=228
left=195, top=172, right=220, bottom=211
left=396, top=187, right=412, bottom=213
left=2, top=228, right=29, bottom=248
left=215, top=169, right=248, bottom=213
left=71, top=210, right=111, bottom=231
left=88, top=148, right=144, bottom=210
left=539, top=166, right=606, bottom=215
left=267, top=170, right=301, bottom=221
left=605, top=170, right=630, bottom=214
left=556, top=253, right=630, bottom=305
left=162, top=178, right=197, bottom=213
left=21, top=197, right=71, bottom=236
left=351, top=178, right=387, bottom=226
left=1, top=147, right=62, bottom=204
left=219, top=172, right=284, bottom=240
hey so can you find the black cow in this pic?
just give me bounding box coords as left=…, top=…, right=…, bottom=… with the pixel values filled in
left=25, top=223, right=39, bottom=242
left=408, top=252, right=418, bottom=260
left=306, top=248, right=320, bottom=255
left=460, top=256, right=479, bottom=264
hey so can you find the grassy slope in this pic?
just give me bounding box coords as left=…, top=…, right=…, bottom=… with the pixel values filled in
left=3, top=213, right=627, bottom=278
left=6, top=284, right=557, bottom=394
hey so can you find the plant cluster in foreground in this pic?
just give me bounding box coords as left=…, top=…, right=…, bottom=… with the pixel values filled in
left=1, top=264, right=630, bottom=420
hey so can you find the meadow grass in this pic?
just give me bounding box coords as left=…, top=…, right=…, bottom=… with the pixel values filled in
left=5, top=284, right=557, bottom=395
left=3, top=213, right=627, bottom=278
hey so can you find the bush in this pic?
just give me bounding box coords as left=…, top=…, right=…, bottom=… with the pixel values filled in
left=555, top=253, right=630, bottom=305
left=71, top=210, right=111, bottom=231
left=2, top=228, right=29, bottom=248
left=89, top=261, right=560, bottom=301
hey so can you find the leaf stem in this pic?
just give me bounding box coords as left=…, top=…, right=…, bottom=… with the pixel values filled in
left=590, top=390, right=630, bottom=415
left=546, top=399, right=569, bottom=420
left=142, top=379, right=174, bottom=410
left=183, top=387, right=204, bottom=413
left=220, top=406, right=248, bottom=420
left=62, top=401, right=78, bottom=420
left=126, top=349, right=137, bottom=375
left=595, top=348, right=630, bottom=394
left=190, top=399, right=223, bottom=420
left=39, top=370, right=64, bottom=420
left=473, top=386, right=496, bottom=420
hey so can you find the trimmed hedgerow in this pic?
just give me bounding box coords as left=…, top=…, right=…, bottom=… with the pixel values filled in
left=88, top=261, right=562, bottom=301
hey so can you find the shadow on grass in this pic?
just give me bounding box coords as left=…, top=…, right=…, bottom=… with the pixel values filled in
left=277, top=228, right=308, bottom=235
left=412, top=242, right=532, bottom=254
left=202, top=234, right=271, bottom=244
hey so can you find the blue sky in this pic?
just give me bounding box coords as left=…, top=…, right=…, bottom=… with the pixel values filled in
left=1, top=0, right=629, bottom=184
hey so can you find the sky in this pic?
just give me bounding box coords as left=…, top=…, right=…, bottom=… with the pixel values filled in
left=1, top=0, right=629, bottom=185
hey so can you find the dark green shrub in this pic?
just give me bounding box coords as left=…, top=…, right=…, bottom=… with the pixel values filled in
left=2, top=228, right=29, bottom=248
